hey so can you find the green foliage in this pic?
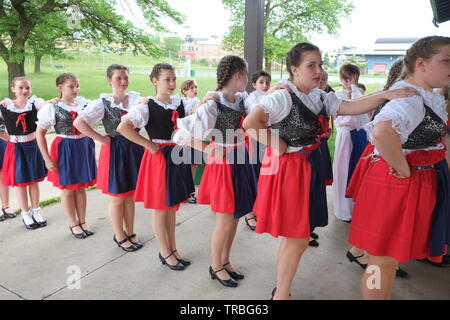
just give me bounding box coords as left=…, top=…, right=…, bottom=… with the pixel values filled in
left=222, top=0, right=354, bottom=66
left=0, top=0, right=184, bottom=89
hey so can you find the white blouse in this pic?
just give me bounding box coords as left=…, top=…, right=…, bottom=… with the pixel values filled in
left=335, top=85, right=369, bottom=130
left=0, top=96, right=44, bottom=143
left=173, top=91, right=249, bottom=147
left=122, top=95, right=187, bottom=144
left=244, top=90, right=265, bottom=113
left=37, top=96, right=90, bottom=139
left=181, top=97, right=200, bottom=116
left=78, top=92, right=141, bottom=126
left=365, top=80, right=447, bottom=153
left=254, top=80, right=342, bottom=153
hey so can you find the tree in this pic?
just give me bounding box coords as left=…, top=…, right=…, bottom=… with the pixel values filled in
left=164, top=36, right=183, bottom=58
left=0, top=0, right=184, bottom=96
left=222, top=0, right=354, bottom=73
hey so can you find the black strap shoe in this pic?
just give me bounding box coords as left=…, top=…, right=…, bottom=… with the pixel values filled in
left=159, top=252, right=185, bottom=271
left=172, top=249, right=191, bottom=266
left=114, top=235, right=139, bottom=252
left=396, top=267, right=409, bottom=278
left=209, top=266, right=237, bottom=287
left=223, top=262, right=244, bottom=280
left=244, top=216, right=257, bottom=231
left=79, top=222, right=94, bottom=236
left=309, top=239, right=319, bottom=247
left=125, top=231, right=143, bottom=249
left=2, top=207, right=17, bottom=219
left=346, top=250, right=368, bottom=269
left=70, top=225, right=87, bottom=239
left=310, top=232, right=319, bottom=240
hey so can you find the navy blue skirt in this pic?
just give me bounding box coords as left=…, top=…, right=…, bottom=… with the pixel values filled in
left=347, top=129, right=368, bottom=186
left=0, top=139, right=7, bottom=169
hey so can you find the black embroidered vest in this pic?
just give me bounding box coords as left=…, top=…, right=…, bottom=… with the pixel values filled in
left=54, top=104, right=85, bottom=136
left=1, top=103, right=38, bottom=135
left=101, top=98, right=129, bottom=137
left=402, top=104, right=446, bottom=149
left=144, top=99, right=185, bottom=140
left=270, top=93, right=328, bottom=147
left=211, top=100, right=246, bottom=145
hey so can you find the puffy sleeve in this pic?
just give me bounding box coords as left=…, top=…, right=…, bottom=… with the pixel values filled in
left=257, top=89, right=293, bottom=126
left=121, top=103, right=149, bottom=129
left=36, top=103, right=56, bottom=130
left=78, top=98, right=105, bottom=126
left=173, top=100, right=218, bottom=145
left=322, top=91, right=342, bottom=118
left=364, top=96, right=425, bottom=144
left=32, top=97, right=45, bottom=109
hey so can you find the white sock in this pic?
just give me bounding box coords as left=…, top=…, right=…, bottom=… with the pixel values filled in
left=21, top=210, right=35, bottom=225
left=31, top=207, right=46, bottom=223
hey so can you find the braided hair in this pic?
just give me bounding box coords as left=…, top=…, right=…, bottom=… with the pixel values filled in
left=216, top=55, right=247, bottom=91
left=383, top=59, right=404, bottom=91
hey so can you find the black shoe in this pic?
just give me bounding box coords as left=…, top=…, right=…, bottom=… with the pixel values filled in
left=209, top=266, right=237, bottom=287
left=23, top=218, right=39, bottom=230
left=79, top=222, right=94, bottom=236
left=0, top=214, right=5, bottom=222
left=188, top=192, right=197, bottom=204
left=346, top=250, right=368, bottom=269
left=396, top=267, right=409, bottom=278
left=172, top=249, right=191, bottom=266
left=2, top=207, right=17, bottom=219
left=159, top=252, right=185, bottom=271
left=309, top=239, right=319, bottom=247
left=270, top=287, right=291, bottom=300
left=244, top=216, right=257, bottom=231
left=310, top=232, right=319, bottom=240
left=124, top=231, right=143, bottom=249
left=223, top=262, right=244, bottom=280
left=418, top=257, right=450, bottom=268
left=70, top=225, right=87, bottom=239
left=113, top=235, right=139, bottom=252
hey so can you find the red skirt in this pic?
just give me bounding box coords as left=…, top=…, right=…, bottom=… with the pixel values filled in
left=254, top=147, right=313, bottom=239
left=347, top=148, right=445, bottom=263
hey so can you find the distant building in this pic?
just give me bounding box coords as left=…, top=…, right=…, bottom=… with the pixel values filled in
left=179, top=35, right=237, bottom=63
left=337, top=37, right=418, bottom=74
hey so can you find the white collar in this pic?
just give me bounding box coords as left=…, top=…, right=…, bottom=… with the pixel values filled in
left=279, top=80, right=323, bottom=104
left=207, top=91, right=247, bottom=110
left=150, top=95, right=181, bottom=110
left=5, top=95, right=39, bottom=111
left=100, top=92, right=139, bottom=110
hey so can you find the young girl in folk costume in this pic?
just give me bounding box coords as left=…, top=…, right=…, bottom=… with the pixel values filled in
left=332, top=62, right=367, bottom=222
left=174, top=55, right=258, bottom=288
left=242, top=70, right=271, bottom=232
left=180, top=79, right=202, bottom=204
left=0, top=118, right=15, bottom=222
left=36, top=73, right=97, bottom=239
left=0, top=78, right=47, bottom=229
left=344, top=59, right=410, bottom=277
left=346, top=36, right=450, bottom=299
left=73, top=64, right=144, bottom=252
left=243, top=42, right=418, bottom=300
left=117, top=63, right=194, bottom=271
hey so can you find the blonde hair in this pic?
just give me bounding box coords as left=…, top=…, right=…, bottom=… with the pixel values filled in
left=11, top=77, right=31, bottom=88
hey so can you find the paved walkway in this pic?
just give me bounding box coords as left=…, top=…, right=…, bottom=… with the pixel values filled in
left=0, top=133, right=448, bottom=300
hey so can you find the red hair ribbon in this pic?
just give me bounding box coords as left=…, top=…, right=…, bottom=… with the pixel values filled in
left=15, top=113, right=27, bottom=133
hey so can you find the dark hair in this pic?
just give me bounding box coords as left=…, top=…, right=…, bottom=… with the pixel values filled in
left=216, top=55, right=247, bottom=91
left=150, top=63, right=175, bottom=81
left=56, top=73, right=78, bottom=87
left=286, top=42, right=320, bottom=80
left=339, top=62, right=360, bottom=80
left=383, top=59, right=404, bottom=91
left=403, top=36, right=450, bottom=76
left=106, top=64, right=129, bottom=79
left=251, top=70, right=271, bottom=84
left=181, top=79, right=196, bottom=95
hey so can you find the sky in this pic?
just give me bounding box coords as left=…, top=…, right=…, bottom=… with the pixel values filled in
left=118, top=0, right=450, bottom=51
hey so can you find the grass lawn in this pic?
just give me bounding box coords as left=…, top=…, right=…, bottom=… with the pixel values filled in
left=0, top=52, right=387, bottom=157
